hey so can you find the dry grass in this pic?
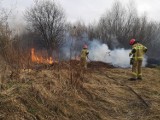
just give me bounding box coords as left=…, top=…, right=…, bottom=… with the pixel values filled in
left=0, top=61, right=160, bottom=120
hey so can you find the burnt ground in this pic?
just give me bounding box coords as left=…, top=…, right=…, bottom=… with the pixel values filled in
left=0, top=60, right=160, bottom=120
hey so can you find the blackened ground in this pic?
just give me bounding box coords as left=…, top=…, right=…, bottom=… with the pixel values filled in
left=87, top=61, right=115, bottom=69
left=147, top=58, right=160, bottom=68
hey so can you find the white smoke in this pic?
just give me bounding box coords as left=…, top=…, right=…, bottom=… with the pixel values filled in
left=88, top=40, right=147, bottom=68
left=60, top=34, right=147, bottom=68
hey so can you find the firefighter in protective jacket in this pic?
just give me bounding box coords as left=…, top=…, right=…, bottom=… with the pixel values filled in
left=129, top=39, right=147, bottom=80
left=80, top=44, right=89, bottom=69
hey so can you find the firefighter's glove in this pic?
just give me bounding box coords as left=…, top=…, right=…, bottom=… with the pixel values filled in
left=130, top=58, right=134, bottom=65
left=143, top=48, right=147, bottom=53
left=86, top=52, right=89, bottom=55
left=129, top=53, right=132, bottom=57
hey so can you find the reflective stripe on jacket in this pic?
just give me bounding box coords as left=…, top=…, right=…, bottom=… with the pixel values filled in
left=130, top=43, right=147, bottom=60
left=81, top=49, right=89, bottom=59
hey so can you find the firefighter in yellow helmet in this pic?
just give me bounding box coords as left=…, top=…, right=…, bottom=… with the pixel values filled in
left=129, top=39, right=147, bottom=80
left=80, top=44, right=89, bottom=69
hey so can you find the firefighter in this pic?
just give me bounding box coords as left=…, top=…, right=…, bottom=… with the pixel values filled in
left=129, top=39, right=147, bottom=80
left=80, top=44, right=89, bottom=69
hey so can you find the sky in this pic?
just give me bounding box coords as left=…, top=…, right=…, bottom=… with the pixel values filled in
left=1, top=0, right=160, bottom=26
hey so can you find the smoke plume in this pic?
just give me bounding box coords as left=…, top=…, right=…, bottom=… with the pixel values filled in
left=88, top=40, right=147, bottom=68
left=60, top=34, right=147, bottom=68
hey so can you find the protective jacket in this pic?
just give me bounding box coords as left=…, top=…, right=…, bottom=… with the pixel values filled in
left=129, top=43, right=147, bottom=79
left=129, top=43, right=147, bottom=60
left=81, top=49, right=89, bottom=59
left=80, top=48, right=89, bottom=69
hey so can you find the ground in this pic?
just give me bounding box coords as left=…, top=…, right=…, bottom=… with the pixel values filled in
left=0, top=61, right=160, bottom=120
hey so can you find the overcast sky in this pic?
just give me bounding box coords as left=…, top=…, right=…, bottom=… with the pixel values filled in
left=2, top=0, right=160, bottom=25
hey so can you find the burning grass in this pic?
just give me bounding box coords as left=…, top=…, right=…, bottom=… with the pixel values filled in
left=0, top=61, right=160, bottom=120
left=31, top=48, right=58, bottom=65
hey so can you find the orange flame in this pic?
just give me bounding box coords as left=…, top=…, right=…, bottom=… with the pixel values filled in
left=31, top=48, right=54, bottom=64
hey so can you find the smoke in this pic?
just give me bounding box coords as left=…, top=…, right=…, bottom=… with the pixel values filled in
left=88, top=40, right=147, bottom=68
left=60, top=34, right=147, bottom=68
left=60, top=32, right=89, bottom=60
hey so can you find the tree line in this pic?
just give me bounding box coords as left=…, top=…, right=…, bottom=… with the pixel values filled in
left=0, top=0, right=160, bottom=65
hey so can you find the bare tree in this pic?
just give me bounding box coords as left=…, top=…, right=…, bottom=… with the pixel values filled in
left=25, top=0, right=66, bottom=56
left=86, top=0, right=160, bottom=61
left=97, top=1, right=128, bottom=48
left=96, top=0, right=157, bottom=48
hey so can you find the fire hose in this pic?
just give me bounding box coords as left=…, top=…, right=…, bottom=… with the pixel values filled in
left=87, top=56, right=92, bottom=61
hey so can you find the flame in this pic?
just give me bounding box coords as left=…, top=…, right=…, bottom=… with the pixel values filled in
left=31, top=48, right=54, bottom=64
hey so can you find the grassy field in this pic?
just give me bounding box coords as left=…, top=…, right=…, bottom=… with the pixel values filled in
left=0, top=61, right=160, bottom=120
